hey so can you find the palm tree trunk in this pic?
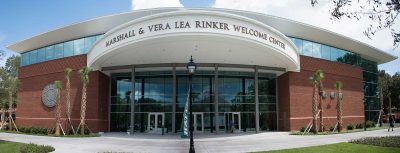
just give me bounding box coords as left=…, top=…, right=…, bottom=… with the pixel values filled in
left=8, top=91, right=13, bottom=131
left=80, top=84, right=87, bottom=135
left=337, top=90, right=343, bottom=132
left=312, top=83, right=318, bottom=134
left=55, top=90, right=61, bottom=136
left=319, top=82, right=324, bottom=132
left=66, top=77, right=72, bottom=132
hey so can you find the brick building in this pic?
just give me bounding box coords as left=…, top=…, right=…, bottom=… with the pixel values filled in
left=7, top=8, right=396, bottom=133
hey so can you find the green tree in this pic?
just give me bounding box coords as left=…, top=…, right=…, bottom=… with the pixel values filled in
left=78, top=66, right=91, bottom=135
left=0, top=55, right=20, bottom=130
left=4, top=76, right=19, bottom=131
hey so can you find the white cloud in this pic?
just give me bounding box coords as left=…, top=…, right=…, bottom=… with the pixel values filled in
left=131, top=0, right=183, bottom=10
left=213, top=0, right=399, bottom=73
left=213, top=0, right=394, bottom=50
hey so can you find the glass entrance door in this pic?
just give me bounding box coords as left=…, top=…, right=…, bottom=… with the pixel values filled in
left=225, top=112, right=241, bottom=133
left=193, top=112, right=204, bottom=133
left=148, top=113, right=165, bottom=133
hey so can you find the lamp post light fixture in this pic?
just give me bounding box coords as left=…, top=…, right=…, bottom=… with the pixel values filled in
left=187, top=56, right=197, bottom=153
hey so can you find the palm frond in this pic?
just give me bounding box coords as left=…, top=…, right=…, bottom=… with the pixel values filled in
left=64, top=68, right=73, bottom=78
left=334, top=81, right=343, bottom=90
left=79, top=66, right=92, bottom=85
left=54, top=80, right=62, bottom=90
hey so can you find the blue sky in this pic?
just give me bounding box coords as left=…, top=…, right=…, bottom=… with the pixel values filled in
left=0, top=0, right=398, bottom=74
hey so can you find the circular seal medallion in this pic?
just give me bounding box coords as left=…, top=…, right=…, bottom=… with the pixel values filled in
left=42, top=84, right=57, bottom=108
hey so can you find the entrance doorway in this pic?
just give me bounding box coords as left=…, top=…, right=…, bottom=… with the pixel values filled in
left=148, top=113, right=165, bottom=133
left=192, top=112, right=204, bottom=133
left=225, top=112, right=241, bottom=133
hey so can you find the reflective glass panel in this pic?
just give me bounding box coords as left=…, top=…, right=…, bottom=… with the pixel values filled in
left=29, top=50, right=38, bottom=64
left=321, top=45, right=331, bottom=60
left=302, top=40, right=313, bottom=56
left=84, top=36, right=96, bottom=53
left=63, top=41, right=74, bottom=57
left=54, top=43, right=64, bottom=59
left=45, top=46, right=54, bottom=60
left=312, top=42, right=322, bottom=58
left=37, top=48, right=46, bottom=62
left=21, top=53, right=29, bottom=66
left=73, top=38, right=85, bottom=55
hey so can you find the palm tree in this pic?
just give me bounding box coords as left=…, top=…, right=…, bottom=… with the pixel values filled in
left=5, top=76, right=18, bottom=131
left=315, top=70, right=325, bottom=132
left=64, top=68, right=74, bottom=134
left=54, top=80, right=62, bottom=136
left=78, top=66, right=91, bottom=135
left=334, top=81, right=343, bottom=132
left=309, top=70, right=324, bottom=134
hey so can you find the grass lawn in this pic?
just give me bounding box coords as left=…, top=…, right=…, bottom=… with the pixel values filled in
left=0, top=140, right=55, bottom=153
left=255, top=142, right=400, bottom=153
left=291, top=123, right=399, bottom=135
left=0, top=140, right=24, bottom=153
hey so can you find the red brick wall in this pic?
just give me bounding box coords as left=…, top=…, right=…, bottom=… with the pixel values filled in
left=277, top=56, right=365, bottom=131
left=17, top=55, right=110, bottom=133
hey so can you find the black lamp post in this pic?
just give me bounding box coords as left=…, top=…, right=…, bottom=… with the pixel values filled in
left=187, top=56, right=197, bottom=153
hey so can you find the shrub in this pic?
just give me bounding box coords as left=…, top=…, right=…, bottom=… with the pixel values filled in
left=20, top=143, right=55, bottom=153
left=329, top=126, right=335, bottom=132
left=355, top=123, right=364, bottom=129
left=347, top=124, right=354, bottom=130
left=366, top=120, right=376, bottom=128
left=2, top=124, right=9, bottom=130
left=350, top=136, right=400, bottom=148
left=299, top=126, right=307, bottom=132
left=17, top=127, right=49, bottom=135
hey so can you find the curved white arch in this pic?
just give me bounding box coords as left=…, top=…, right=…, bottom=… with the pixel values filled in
left=87, top=10, right=300, bottom=71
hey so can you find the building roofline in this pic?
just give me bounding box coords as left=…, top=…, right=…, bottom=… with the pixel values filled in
left=6, top=7, right=397, bottom=64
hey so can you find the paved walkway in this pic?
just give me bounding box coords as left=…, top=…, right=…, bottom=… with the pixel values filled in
left=1, top=128, right=399, bottom=153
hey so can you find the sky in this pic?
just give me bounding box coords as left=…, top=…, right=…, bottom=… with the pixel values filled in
left=0, top=0, right=398, bottom=74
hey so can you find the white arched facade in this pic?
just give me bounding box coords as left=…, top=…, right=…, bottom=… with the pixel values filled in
left=87, top=10, right=300, bottom=72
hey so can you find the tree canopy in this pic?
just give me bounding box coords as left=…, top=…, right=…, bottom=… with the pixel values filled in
left=0, top=55, right=20, bottom=107
left=379, top=70, right=400, bottom=112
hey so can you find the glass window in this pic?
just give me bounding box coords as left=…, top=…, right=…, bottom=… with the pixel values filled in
left=302, top=40, right=313, bottom=56
left=63, top=40, right=74, bottom=57
left=73, top=38, right=85, bottom=55
left=21, top=53, right=29, bottom=66
left=84, top=36, right=96, bottom=53
left=321, top=45, right=331, bottom=60
left=292, top=38, right=303, bottom=54
left=45, top=46, right=54, bottom=60
left=37, top=48, right=46, bottom=62
left=330, top=47, right=340, bottom=61
left=312, top=42, right=322, bottom=58
left=54, top=43, right=64, bottom=59
left=337, top=49, right=346, bottom=62
left=29, top=50, right=38, bottom=64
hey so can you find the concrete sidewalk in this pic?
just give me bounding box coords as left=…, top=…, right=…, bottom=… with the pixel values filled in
left=1, top=128, right=399, bottom=153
